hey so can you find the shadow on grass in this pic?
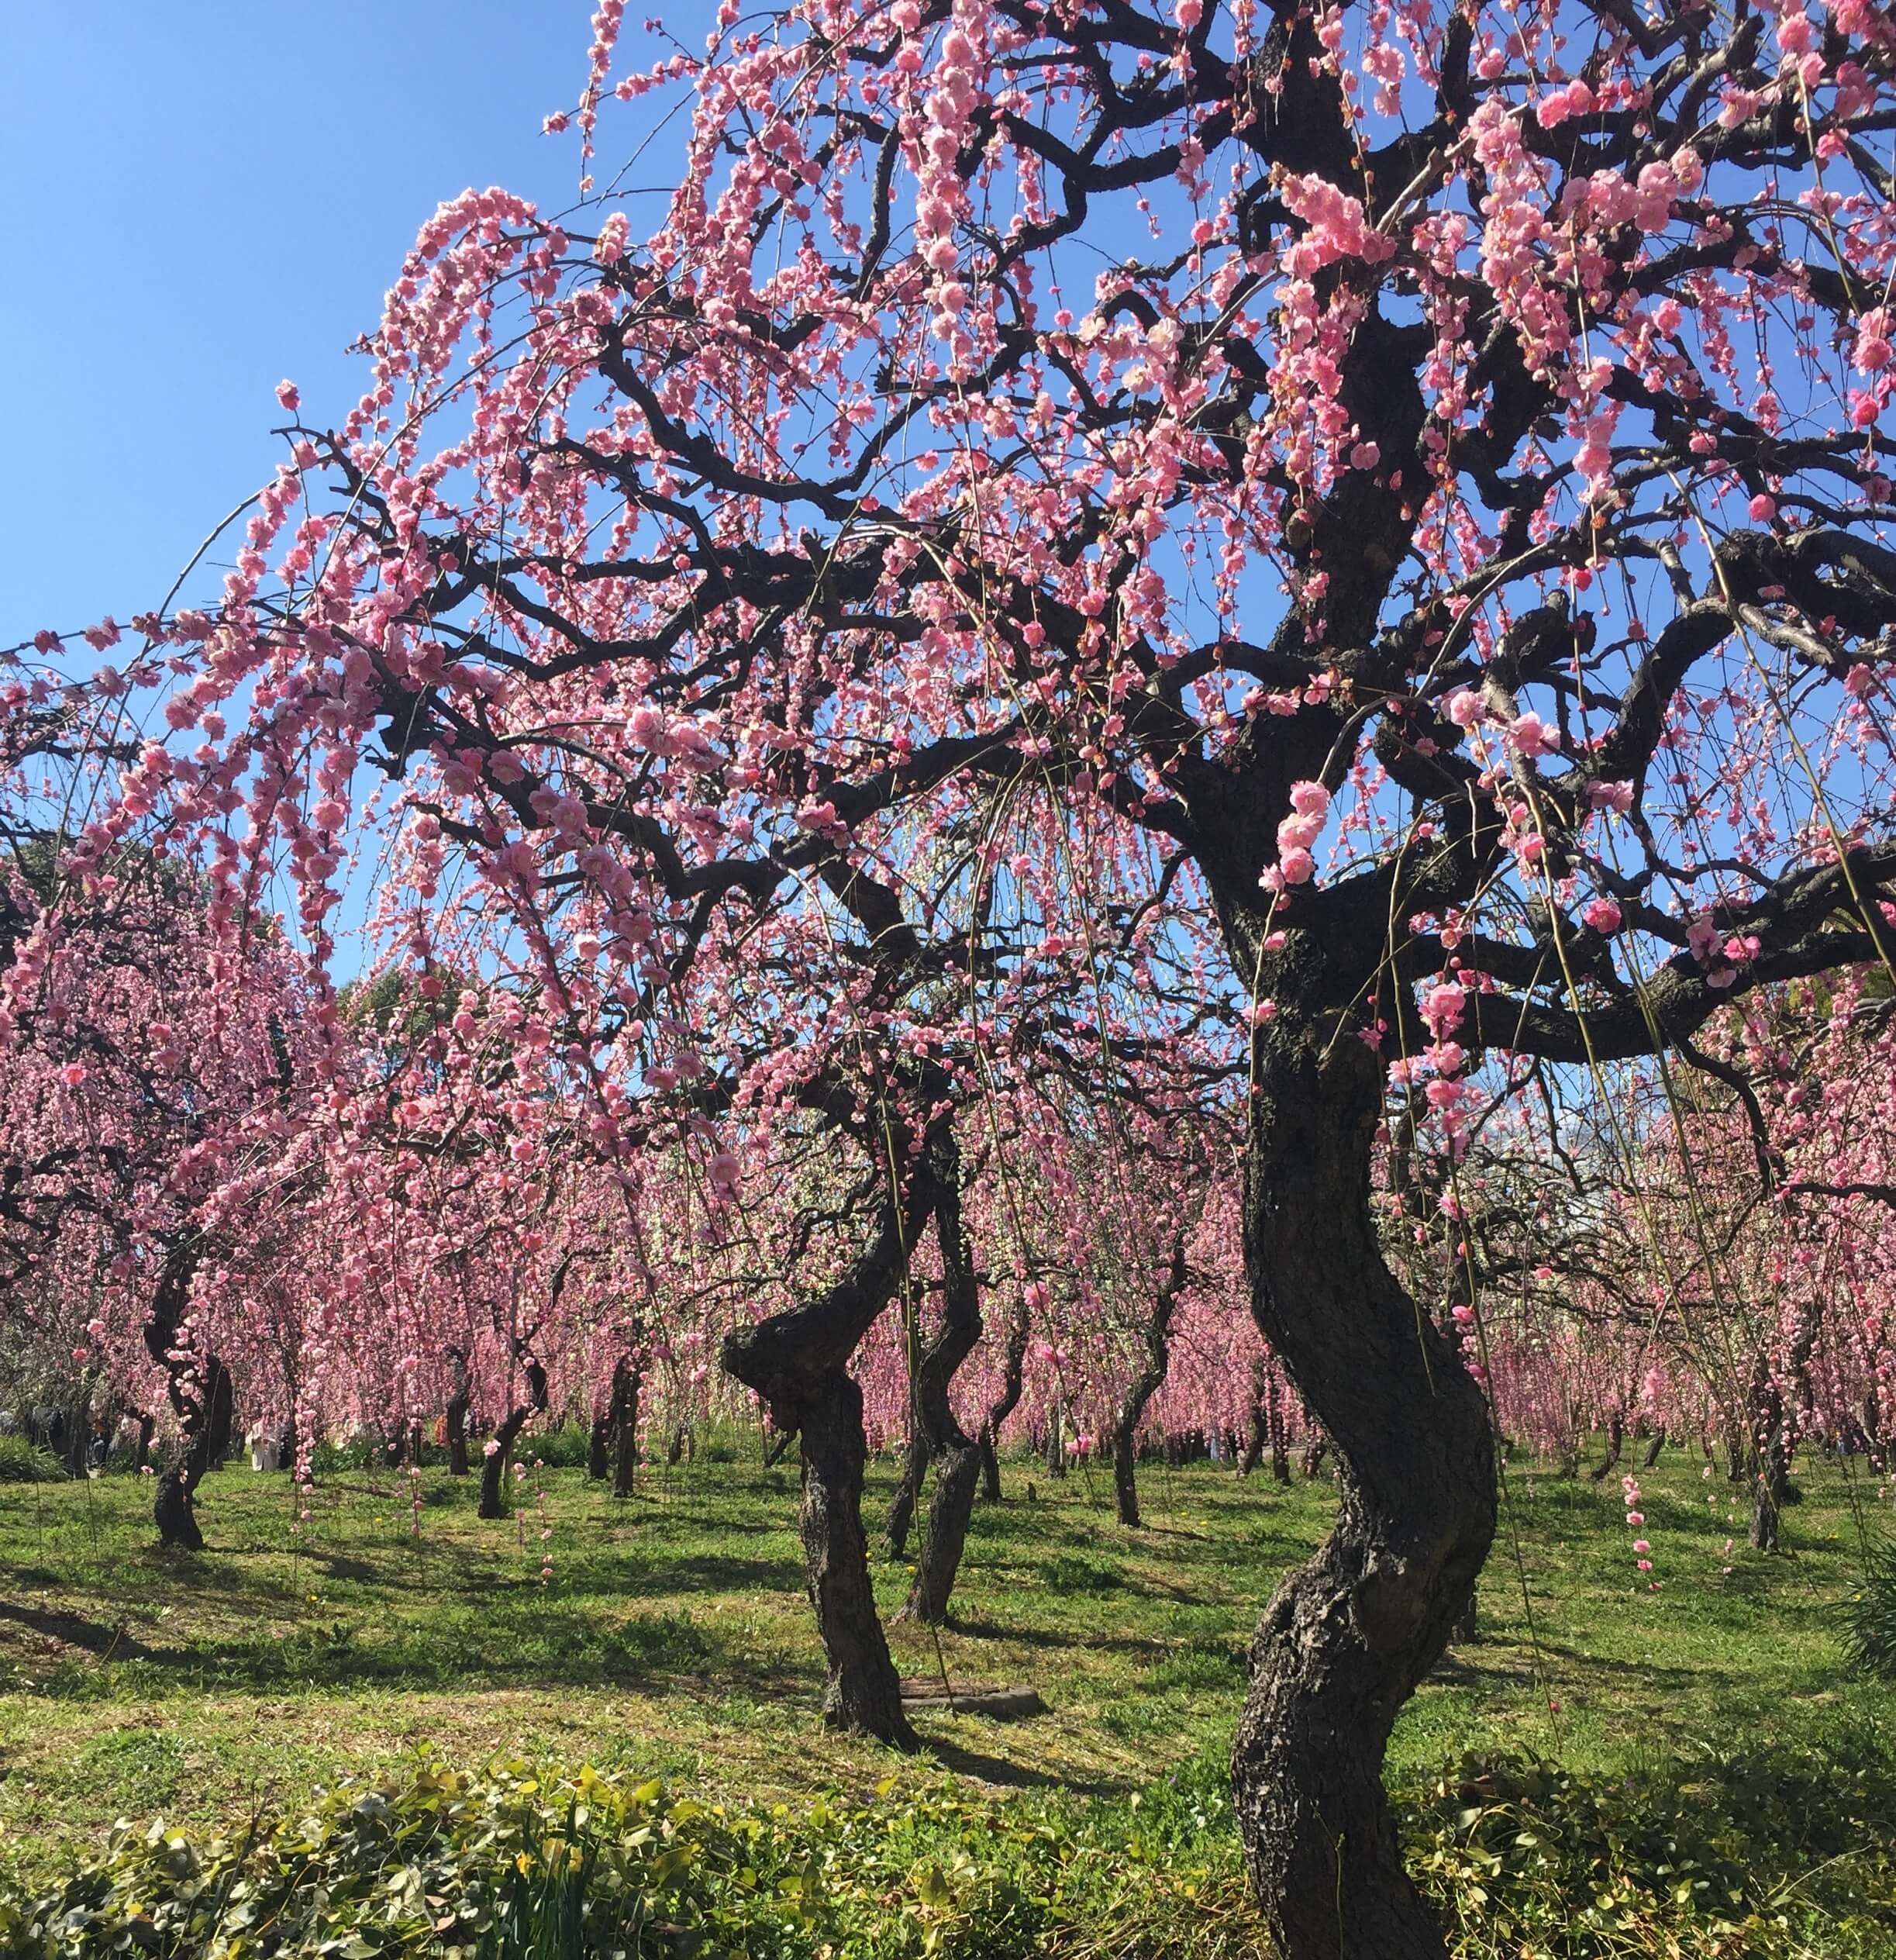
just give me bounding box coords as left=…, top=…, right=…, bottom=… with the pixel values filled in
left=0, top=1599, right=156, bottom=1662
left=18, top=1596, right=828, bottom=1703
left=920, top=1731, right=1128, bottom=1796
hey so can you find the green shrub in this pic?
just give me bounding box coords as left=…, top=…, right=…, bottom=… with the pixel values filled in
left=3, top=1744, right=1893, bottom=1959
left=523, top=1423, right=594, bottom=1471
left=1842, top=1537, right=1896, bottom=1682
left=305, top=1434, right=381, bottom=1475
left=1407, top=1741, right=1896, bottom=1958
left=0, top=1434, right=65, bottom=1482
left=0, top=1758, right=812, bottom=1960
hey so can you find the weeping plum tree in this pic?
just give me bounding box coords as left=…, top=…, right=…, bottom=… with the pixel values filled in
left=0, top=811, right=314, bottom=1550
left=10, top=0, right=1896, bottom=1949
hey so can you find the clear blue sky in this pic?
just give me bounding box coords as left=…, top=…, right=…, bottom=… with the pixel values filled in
left=2, top=3, right=645, bottom=644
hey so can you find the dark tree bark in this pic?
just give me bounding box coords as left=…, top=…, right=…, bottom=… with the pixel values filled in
left=1640, top=1423, right=1667, bottom=1471
left=1725, top=1406, right=1750, bottom=1483
left=1749, top=1302, right=1820, bottom=1551
left=612, top=1358, right=642, bottom=1499
left=1588, top=1410, right=1625, bottom=1482
left=797, top=1368, right=912, bottom=1738
left=60, top=1403, right=89, bottom=1479
left=900, top=1165, right=984, bottom=1623
left=142, top=1246, right=214, bottom=1551
left=1267, top=1367, right=1292, bottom=1484
left=1749, top=1392, right=1787, bottom=1553
left=721, top=1134, right=952, bottom=1745
left=478, top=1342, right=549, bottom=1520
left=1043, top=1403, right=1066, bottom=1475
left=1228, top=1028, right=1495, bottom=1960
left=1112, top=1229, right=1188, bottom=1529
left=1240, top=1356, right=1269, bottom=1476
left=590, top=1354, right=640, bottom=1488
left=203, top=1358, right=234, bottom=1470
left=884, top=1434, right=925, bottom=1561
left=445, top=1345, right=471, bottom=1477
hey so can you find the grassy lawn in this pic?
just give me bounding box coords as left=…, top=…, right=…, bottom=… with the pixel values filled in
left=1, top=1430, right=1891, bottom=1879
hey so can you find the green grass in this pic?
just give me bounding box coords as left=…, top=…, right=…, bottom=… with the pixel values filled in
left=0, top=1436, right=1892, bottom=1951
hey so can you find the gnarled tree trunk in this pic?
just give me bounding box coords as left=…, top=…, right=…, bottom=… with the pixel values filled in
left=722, top=1135, right=951, bottom=1745
left=901, top=1163, right=984, bottom=1624
left=798, top=1368, right=910, bottom=1737
left=143, top=1246, right=214, bottom=1551
left=1229, top=1027, right=1495, bottom=1960
left=1112, top=1229, right=1188, bottom=1529
left=591, top=1354, right=639, bottom=1489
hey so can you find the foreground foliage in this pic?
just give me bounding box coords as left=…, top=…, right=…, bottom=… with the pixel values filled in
left=4, top=1737, right=1894, bottom=1960
left=1844, top=1539, right=1896, bottom=1685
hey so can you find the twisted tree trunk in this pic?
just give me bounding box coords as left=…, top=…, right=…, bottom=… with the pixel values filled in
left=143, top=1246, right=213, bottom=1551
left=721, top=1134, right=951, bottom=1744
left=901, top=1165, right=984, bottom=1624
left=1229, top=1026, right=1495, bottom=1960
left=590, top=1354, right=639, bottom=1490
left=1112, top=1229, right=1188, bottom=1529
